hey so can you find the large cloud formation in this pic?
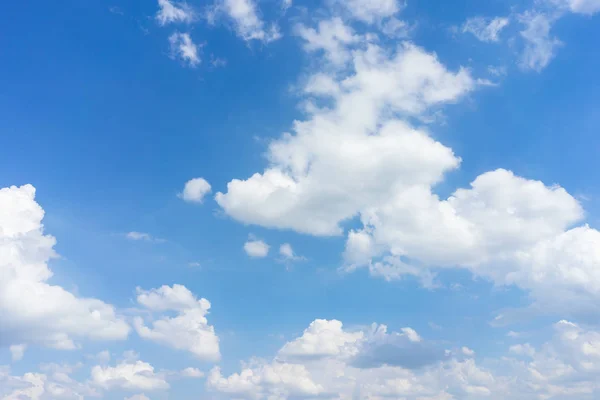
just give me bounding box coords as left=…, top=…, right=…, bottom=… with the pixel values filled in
left=207, top=318, right=600, bottom=399
left=215, top=12, right=600, bottom=317
left=0, top=184, right=130, bottom=351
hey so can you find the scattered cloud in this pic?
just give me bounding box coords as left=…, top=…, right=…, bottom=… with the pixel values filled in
left=214, top=0, right=282, bottom=42
left=126, top=231, right=166, bottom=243
left=133, top=285, right=221, bottom=361
left=91, top=360, right=169, bottom=391
left=281, top=0, right=292, bottom=14
left=169, top=32, right=201, bottom=67
left=518, top=12, right=562, bottom=72
left=156, top=0, right=195, bottom=25
left=336, top=0, right=402, bottom=23
left=462, top=16, right=510, bottom=42
left=278, top=243, right=305, bottom=262
left=244, top=238, right=270, bottom=258
left=179, top=177, right=211, bottom=203
left=180, top=367, right=204, bottom=378
left=551, top=0, right=600, bottom=14
left=109, top=6, right=124, bottom=16
left=488, top=65, right=507, bottom=76
left=295, top=17, right=359, bottom=65
left=210, top=55, right=227, bottom=68
left=9, top=344, right=26, bottom=361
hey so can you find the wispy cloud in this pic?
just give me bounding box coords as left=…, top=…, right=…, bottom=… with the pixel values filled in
left=126, top=232, right=166, bottom=243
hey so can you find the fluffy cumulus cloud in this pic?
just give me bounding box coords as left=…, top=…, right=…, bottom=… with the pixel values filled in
left=215, top=2, right=600, bottom=318
left=216, top=42, right=475, bottom=236
left=0, top=363, right=100, bottom=399
left=179, top=177, right=212, bottom=203
left=462, top=16, right=510, bottom=42
left=91, top=360, right=169, bottom=391
left=0, top=184, right=130, bottom=351
left=206, top=320, right=600, bottom=400
left=133, top=284, right=220, bottom=361
left=207, top=317, right=600, bottom=399
left=244, top=238, right=270, bottom=258
left=156, top=0, right=195, bottom=25
left=207, top=363, right=324, bottom=399
left=295, top=17, right=359, bottom=65
left=169, top=32, right=201, bottom=67
left=278, top=319, right=364, bottom=360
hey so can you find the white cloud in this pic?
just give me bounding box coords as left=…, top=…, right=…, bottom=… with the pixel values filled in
left=95, top=350, right=111, bottom=364
left=509, top=343, right=536, bottom=357
left=126, top=232, right=165, bottom=243
left=461, top=347, right=475, bottom=357
left=125, top=395, right=151, bottom=400
left=552, top=0, right=600, bottom=14
left=156, top=0, right=194, bottom=25
left=462, top=16, right=510, bottom=42
left=488, top=65, right=507, bottom=77
left=179, top=177, right=211, bottom=203
left=134, top=285, right=220, bottom=362
left=381, top=17, right=412, bottom=38
left=278, top=243, right=305, bottom=262
left=1, top=371, right=46, bottom=400
left=91, top=360, right=169, bottom=391
left=281, top=0, right=292, bottom=13
left=0, top=184, right=130, bottom=351
left=279, top=319, right=363, bottom=360
left=180, top=367, right=204, bottom=378
left=206, top=317, right=600, bottom=399
left=279, top=243, right=294, bottom=258
left=216, top=43, right=474, bottom=236
left=295, top=17, right=359, bottom=65
left=244, top=239, right=270, bottom=258
left=0, top=363, right=100, bottom=399
left=518, top=12, right=562, bottom=72
left=337, top=0, right=402, bottom=23
left=168, top=32, right=201, bottom=67
left=9, top=345, right=26, bottom=362
left=207, top=363, right=324, bottom=399
left=217, top=0, right=281, bottom=42
left=215, top=8, right=600, bottom=317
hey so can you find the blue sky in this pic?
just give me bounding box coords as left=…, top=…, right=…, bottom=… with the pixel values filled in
left=1, top=0, right=600, bottom=399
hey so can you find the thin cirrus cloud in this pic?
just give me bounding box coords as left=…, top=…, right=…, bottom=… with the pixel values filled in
left=209, top=0, right=282, bottom=42
left=168, top=32, right=201, bottom=67
left=156, top=0, right=195, bottom=25
left=126, top=231, right=166, bottom=243
left=462, top=16, right=510, bottom=42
